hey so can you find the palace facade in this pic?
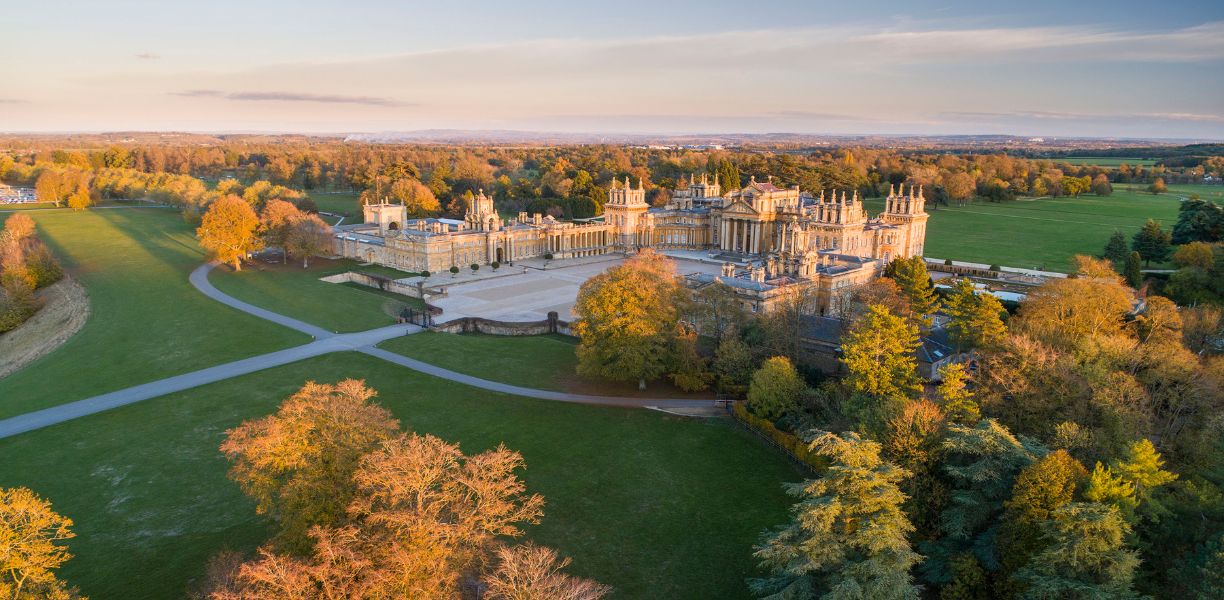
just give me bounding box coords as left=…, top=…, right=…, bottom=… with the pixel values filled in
left=333, top=175, right=928, bottom=314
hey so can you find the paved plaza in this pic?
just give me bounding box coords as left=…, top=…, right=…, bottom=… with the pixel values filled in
left=424, top=253, right=725, bottom=323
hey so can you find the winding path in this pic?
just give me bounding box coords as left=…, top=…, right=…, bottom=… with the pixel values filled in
left=0, top=263, right=715, bottom=439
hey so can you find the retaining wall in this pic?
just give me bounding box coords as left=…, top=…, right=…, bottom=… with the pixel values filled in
left=430, top=311, right=572, bottom=336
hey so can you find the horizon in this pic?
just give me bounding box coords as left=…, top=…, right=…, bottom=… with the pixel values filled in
left=3, top=0, right=1223, bottom=138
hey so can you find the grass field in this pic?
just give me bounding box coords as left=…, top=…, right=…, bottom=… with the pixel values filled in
left=0, top=352, right=801, bottom=600
left=209, top=257, right=424, bottom=333
left=0, top=208, right=308, bottom=418
left=379, top=331, right=717, bottom=398
left=866, top=187, right=1186, bottom=272
left=1053, top=157, right=1159, bottom=166
left=307, top=191, right=361, bottom=217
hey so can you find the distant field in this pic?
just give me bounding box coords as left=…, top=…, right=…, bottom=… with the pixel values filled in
left=0, top=208, right=307, bottom=418
left=867, top=187, right=1186, bottom=272
left=1054, top=157, right=1159, bottom=166
left=209, top=257, right=423, bottom=333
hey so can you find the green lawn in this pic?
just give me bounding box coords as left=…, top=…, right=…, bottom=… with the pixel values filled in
left=307, top=191, right=361, bottom=217
left=0, top=208, right=308, bottom=418
left=379, top=332, right=719, bottom=398
left=208, top=257, right=423, bottom=333
left=0, top=352, right=801, bottom=600
left=866, top=188, right=1184, bottom=272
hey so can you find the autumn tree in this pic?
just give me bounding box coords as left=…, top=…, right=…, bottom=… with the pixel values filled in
left=3, top=213, right=35, bottom=240
left=752, top=431, right=921, bottom=599
left=747, top=356, right=805, bottom=420
left=573, top=250, right=680, bottom=389
left=713, top=335, right=755, bottom=395
left=483, top=543, right=611, bottom=600
left=1092, top=173, right=1113, bottom=197
left=258, top=199, right=303, bottom=263
left=197, top=195, right=263, bottom=271
left=0, top=487, right=81, bottom=599
left=1012, top=258, right=1133, bottom=348
left=283, top=214, right=332, bottom=268
left=884, top=399, right=949, bottom=539
left=220, top=379, right=400, bottom=550
left=997, top=450, right=1088, bottom=582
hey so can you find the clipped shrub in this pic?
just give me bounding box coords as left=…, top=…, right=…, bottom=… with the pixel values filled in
left=470, top=263, right=479, bottom=272
left=732, top=402, right=826, bottom=471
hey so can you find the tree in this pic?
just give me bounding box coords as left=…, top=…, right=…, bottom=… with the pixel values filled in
left=1171, top=198, right=1222, bottom=244
left=283, top=215, right=332, bottom=268
left=1102, top=230, right=1129, bottom=265
left=66, top=187, right=92, bottom=211
left=1124, top=251, right=1143, bottom=288
left=942, top=278, right=1007, bottom=350
left=1132, top=219, right=1172, bottom=265
left=1111, top=439, right=1177, bottom=516
left=1013, top=503, right=1142, bottom=599
left=1172, top=241, right=1215, bottom=269
left=1061, top=175, right=1090, bottom=198
left=197, top=195, right=262, bottom=271
left=936, top=363, right=978, bottom=424
left=942, top=172, right=976, bottom=203
left=3, top=213, right=35, bottom=241
left=220, top=379, right=400, bottom=550
left=258, top=199, right=303, bottom=264
left=998, top=450, right=1088, bottom=580
left=715, top=159, right=741, bottom=192
left=841, top=304, right=922, bottom=402
left=483, top=544, right=611, bottom=600
left=669, top=328, right=713, bottom=392
left=747, top=356, right=805, bottom=421
left=752, top=431, right=921, bottom=600
left=885, top=256, right=939, bottom=325
left=0, top=487, right=80, bottom=599
left=1013, top=263, right=1133, bottom=348
left=884, top=399, right=949, bottom=539
left=1147, top=178, right=1167, bottom=195
left=713, top=335, right=755, bottom=395
left=1092, top=173, right=1113, bottom=197
left=1083, top=463, right=1138, bottom=521
left=573, top=250, right=680, bottom=390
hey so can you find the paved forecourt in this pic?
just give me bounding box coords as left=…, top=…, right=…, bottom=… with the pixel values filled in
left=428, top=254, right=725, bottom=322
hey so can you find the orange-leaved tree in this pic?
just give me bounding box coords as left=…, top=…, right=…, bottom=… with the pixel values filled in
left=196, top=194, right=262, bottom=271
left=0, top=487, right=82, bottom=599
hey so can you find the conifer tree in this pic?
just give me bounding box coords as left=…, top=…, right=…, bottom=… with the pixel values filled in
left=1111, top=439, right=1177, bottom=519
left=1013, top=503, right=1142, bottom=599
left=1131, top=219, right=1172, bottom=266
left=998, top=450, right=1088, bottom=581
left=752, top=431, right=921, bottom=600
left=885, top=256, right=939, bottom=326
left=1083, top=463, right=1138, bottom=521
left=747, top=356, right=805, bottom=421
left=841, top=304, right=922, bottom=402
left=942, top=279, right=1007, bottom=350
left=1124, top=251, right=1143, bottom=288
left=1102, top=230, right=1129, bottom=265
left=936, top=363, right=979, bottom=424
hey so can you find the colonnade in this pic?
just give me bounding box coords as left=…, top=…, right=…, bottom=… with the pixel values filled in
left=719, top=218, right=772, bottom=254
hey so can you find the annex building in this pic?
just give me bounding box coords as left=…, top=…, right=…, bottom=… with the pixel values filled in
left=333, top=176, right=928, bottom=314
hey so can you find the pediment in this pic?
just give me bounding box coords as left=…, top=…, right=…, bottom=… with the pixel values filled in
left=722, top=200, right=759, bottom=215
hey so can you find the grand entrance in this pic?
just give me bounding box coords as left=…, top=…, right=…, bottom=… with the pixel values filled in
left=495, top=247, right=504, bottom=263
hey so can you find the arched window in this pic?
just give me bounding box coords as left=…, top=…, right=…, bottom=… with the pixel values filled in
left=387, top=222, right=399, bottom=231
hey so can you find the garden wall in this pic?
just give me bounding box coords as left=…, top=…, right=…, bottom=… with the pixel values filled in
left=430, top=311, right=572, bottom=336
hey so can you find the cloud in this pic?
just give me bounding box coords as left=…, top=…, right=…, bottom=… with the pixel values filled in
left=942, top=110, right=1224, bottom=123
left=135, top=52, right=160, bottom=60
left=172, top=89, right=410, bottom=107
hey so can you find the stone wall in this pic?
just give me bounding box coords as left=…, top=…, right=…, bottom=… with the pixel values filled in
left=319, top=271, right=444, bottom=302
left=430, top=311, right=572, bottom=336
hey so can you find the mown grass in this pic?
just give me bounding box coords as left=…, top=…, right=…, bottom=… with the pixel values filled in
left=307, top=191, right=361, bottom=217
left=1053, top=157, right=1158, bottom=166
left=0, top=352, right=801, bottom=600
left=209, top=257, right=423, bottom=333
left=0, top=208, right=308, bottom=418
left=865, top=187, right=1186, bottom=272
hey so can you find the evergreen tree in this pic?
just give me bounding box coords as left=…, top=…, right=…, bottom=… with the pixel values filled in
left=1102, top=230, right=1129, bottom=265
left=885, top=257, right=939, bottom=325
left=1124, top=251, right=1144, bottom=288
left=1171, top=198, right=1223, bottom=244
left=1013, top=503, right=1142, bottom=600
left=841, top=304, right=922, bottom=403
left=942, top=278, right=1007, bottom=350
left=1083, top=463, right=1138, bottom=522
left=940, top=554, right=991, bottom=600
left=715, top=159, right=741, bottom=192
left=998, top=450, right=1089, bottom=581
left=1111, top=439, right=1177, bottom=520
left=752, top=431, right=921, bottom=600
left=713, top=335, right=754, bottom=395
left=936, top=363, right=979, bottom=424
left=1131, top=219, right=1172, bottom=266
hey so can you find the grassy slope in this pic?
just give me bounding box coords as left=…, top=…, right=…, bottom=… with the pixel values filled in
left=208, top=257, right=423, bottom=333
left=307, top=191, right=361, bottom=217
left=378, top=332, right=719, bottom=398
left=0, top=208, right=307, bottom=418
left=0, top=352, right=800, bottom=600
left=866, top=188, right=1184, bottom=272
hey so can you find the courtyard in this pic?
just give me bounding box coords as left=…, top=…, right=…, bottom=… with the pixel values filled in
left=420, top=252, right=727, bottom=323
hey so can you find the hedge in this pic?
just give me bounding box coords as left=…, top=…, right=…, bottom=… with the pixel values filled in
left=732, top=402, right=826, bottom=471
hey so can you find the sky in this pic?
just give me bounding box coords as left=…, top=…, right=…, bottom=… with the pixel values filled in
left=2, top=0, right=1223, bottom=138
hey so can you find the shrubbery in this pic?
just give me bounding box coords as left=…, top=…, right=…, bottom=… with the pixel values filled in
left=732, top=402, right=826, bottom=471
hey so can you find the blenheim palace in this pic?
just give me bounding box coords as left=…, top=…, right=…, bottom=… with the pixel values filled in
left=334, top=174, right=928, bottom=313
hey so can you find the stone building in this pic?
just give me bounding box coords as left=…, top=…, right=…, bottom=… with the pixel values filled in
left=333, top=176, right=928, bottom=314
